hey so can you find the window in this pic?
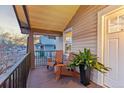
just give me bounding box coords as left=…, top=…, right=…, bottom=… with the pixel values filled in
left=107, top=8, right=124, bottom=33
left=64, top=30, right=72, bottom=54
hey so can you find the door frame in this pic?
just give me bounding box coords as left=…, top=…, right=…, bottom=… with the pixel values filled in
left=97, top=5, right=124, bottom=87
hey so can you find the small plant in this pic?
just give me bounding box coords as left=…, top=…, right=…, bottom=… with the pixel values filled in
left=68, top=48, right=109, bottom=73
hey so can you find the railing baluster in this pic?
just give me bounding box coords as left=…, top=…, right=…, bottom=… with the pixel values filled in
left=39, top=51, right=40, bottom=66
left=34, top=50, right=56, bottom=67
left=36, top=51, right=39, bottom=66
left=24, top=58, right=26, bottom=87
left=19, top=65, right=21, bottom=87
left=17, top=67, right=19, bottom=88
left=13, top=72, right=15, bottom=88
left=14, top=71, right=16, bottom=88
left=0, top=53, right=31, bottom=88
left=9, top=76, right=11, bottom=88
left=37, top=51, right=38, bottom=67
left=22, top=61, right=24, bottom=87
left=3, top=81, right=6, bottom=88
left=36, top=51, right=37, bottom=67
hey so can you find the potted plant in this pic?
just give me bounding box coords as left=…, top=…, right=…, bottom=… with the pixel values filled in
left=68, top=48, right=109, bottom=86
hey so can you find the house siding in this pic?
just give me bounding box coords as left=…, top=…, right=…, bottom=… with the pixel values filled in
left=67, top=5, right=107, bottom=54
left=66, top=5, right=108, bottom=84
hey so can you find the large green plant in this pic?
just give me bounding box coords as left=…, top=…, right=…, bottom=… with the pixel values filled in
left=68, top=48, right=109, bottom=73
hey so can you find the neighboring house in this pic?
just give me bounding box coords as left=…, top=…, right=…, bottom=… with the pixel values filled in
left=35, top=35, right=56, bottom=51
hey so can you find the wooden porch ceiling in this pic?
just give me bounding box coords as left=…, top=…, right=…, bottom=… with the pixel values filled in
left=14, top=5, right=80, bottom=36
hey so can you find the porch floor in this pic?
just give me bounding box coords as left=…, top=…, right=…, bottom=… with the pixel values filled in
left=27, top=66, right=102, bottom=88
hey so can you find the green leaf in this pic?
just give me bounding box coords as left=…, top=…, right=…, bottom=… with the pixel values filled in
left=68, top=48, right=110, bottom=73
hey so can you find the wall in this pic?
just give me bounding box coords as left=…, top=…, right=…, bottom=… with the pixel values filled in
left=66, top=5, right=107, bottom=85
left=56, top=37, right=63, bottom=50
left=67, top=5, right=107, bottom=54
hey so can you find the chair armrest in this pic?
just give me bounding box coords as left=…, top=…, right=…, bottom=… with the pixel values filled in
left=55, top=64, right=66, bottom=67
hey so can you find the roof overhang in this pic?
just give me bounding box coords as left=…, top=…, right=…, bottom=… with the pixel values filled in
left=13, top=5, right=80, bottom=36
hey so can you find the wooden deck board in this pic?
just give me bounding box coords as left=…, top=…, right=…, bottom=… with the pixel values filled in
left=27, top=66, right=102, bottom=88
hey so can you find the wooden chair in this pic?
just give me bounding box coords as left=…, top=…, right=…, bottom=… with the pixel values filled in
left=47, top=50, right=63, bottom=70
left=54, top=52, right=79, bottom=80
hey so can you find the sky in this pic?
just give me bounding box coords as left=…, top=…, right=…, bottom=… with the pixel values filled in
left=0, top=5, right=22, bottom=36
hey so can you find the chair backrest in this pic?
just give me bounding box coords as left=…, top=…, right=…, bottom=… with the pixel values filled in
left=55, top=50, right=63, bottom=64
left=66, top=52, right=75, bottom=65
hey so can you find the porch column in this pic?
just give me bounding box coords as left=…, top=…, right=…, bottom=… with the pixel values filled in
left=63, top=32, right=66, bottom=53
left=28, top=31, right=35, bottom=68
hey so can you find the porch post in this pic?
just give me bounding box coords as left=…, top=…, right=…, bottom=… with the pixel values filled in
left=28, top=31, right=35, bottom=68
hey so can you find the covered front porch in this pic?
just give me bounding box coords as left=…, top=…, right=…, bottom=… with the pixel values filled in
left=0, top=5, right=110, bottom=88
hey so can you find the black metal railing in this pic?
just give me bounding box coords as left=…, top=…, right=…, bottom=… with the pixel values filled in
left=35, top=50, right=55, bottom=67
left=0, top=53, right=31, bottom=88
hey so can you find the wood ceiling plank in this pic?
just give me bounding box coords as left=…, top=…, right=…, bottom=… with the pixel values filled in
left=31, top=25, right=64, bottom=32
left=15, top=5, right=80, bottom=33
left=31, top=28, right=63, bottom=36
left=28, top=5, right=79, bottom=14
left=29, top=13, right=71, bottom=23
left=27, top=5, right=79, bottom=32
left=30, top=18, right=66, bottom=26
left=30, top=20, right=65, bottom=27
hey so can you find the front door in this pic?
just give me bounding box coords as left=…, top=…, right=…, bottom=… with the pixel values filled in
left=104, top=8, right=124, bottom=87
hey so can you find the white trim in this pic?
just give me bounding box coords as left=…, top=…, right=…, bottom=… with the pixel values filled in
left=63, top=27, right=73, bottom=53
left=97, top=5, right=123, bottom=87
left=64, top=27, right=73, bottom=33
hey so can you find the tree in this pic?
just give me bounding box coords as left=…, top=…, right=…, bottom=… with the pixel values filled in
left=0, top=32, right=28, bottom=47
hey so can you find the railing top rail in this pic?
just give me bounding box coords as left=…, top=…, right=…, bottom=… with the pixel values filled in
left=0, top=53, right=30, bottom=86
left=35, top=50, right=56, bottom=52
